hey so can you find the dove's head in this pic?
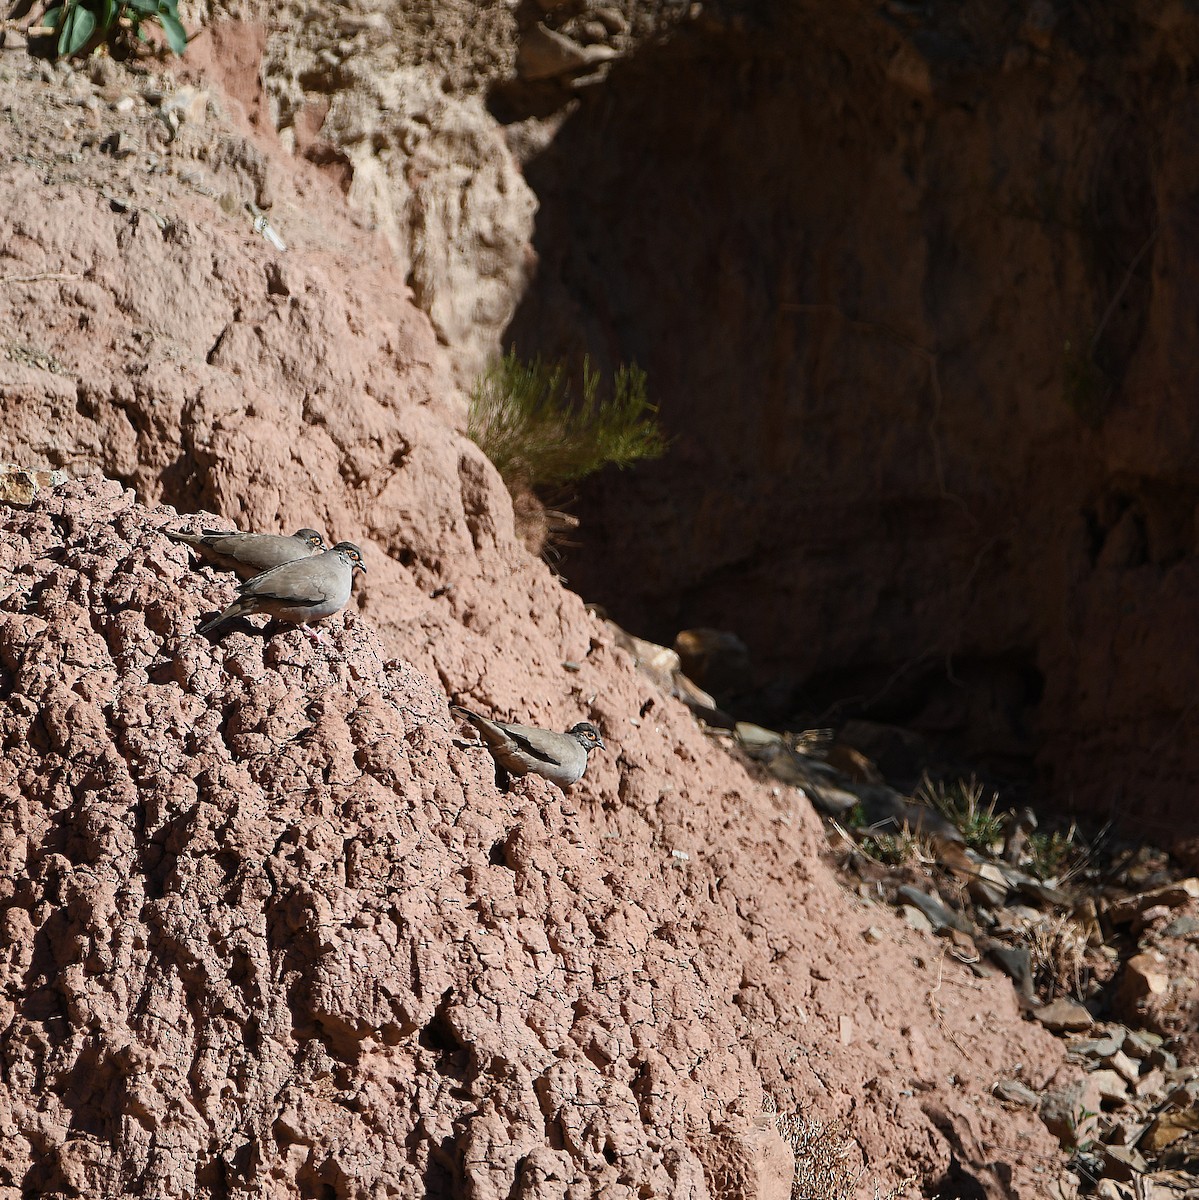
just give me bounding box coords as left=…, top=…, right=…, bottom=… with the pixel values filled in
left=332, top=542, right=368, bottom=574
left=569, top=723, right=605, bottom=753
left=294, top=529, right=327, bottom=551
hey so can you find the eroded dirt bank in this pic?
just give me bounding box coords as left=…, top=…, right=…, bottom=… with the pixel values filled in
left=0, top=51, right=1075, bottom=1198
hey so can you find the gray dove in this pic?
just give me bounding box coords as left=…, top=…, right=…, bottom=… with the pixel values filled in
left=167, top=525, right=326, bottom=580
left=198, top=541, right=367, bottom=640
left=451, top=705, right=605, bottom=788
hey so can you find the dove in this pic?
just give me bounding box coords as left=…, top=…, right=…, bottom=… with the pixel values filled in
left=197, top=541, right=367, bottom=640
left=451, top=705, right=605, bottom=788
left=167, top=525, right=326, bottom=580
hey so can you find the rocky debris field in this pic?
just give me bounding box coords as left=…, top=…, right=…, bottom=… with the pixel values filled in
left=615, top=621, right=1199, bottom=1197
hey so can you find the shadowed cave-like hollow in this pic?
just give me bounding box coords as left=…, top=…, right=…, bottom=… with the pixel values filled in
left=503, top=1, right=1199, bottom=846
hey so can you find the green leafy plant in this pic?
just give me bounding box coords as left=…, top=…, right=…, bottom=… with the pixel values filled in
left=468, top=350, right=666, bottom=492
left=42, top=0, right=187, bottom=58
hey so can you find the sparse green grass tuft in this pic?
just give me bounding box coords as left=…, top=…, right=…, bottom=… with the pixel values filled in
left=918, top=774, right=1004, bottom=855
left=1027, top=824, right=1084, bottom=882
left=856, top=830, right=924, bottom=867
left=468, top=350, right=666, bottom=492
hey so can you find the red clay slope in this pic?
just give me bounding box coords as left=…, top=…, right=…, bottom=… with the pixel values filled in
left=0, top=56, right=1070, bottom=1199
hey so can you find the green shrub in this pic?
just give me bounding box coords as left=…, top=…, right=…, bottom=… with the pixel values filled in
left=43, top=0, right=187, bottom=59
left=468, top=351, right=666, bottom=491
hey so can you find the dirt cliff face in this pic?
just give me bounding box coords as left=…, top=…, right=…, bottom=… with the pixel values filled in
left=504, top=2, right=1199, bottom=842
left=0, top=480, right=1069, bottom=1197
left=0, top=54, right=1073, bottom=1198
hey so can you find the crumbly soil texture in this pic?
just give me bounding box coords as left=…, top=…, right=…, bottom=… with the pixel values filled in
left=0, top=37, right=1076, bottom=1200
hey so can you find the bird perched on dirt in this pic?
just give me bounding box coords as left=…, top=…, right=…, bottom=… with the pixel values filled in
left=198, top=541, right=366, bottom=641
left=451, top=705, right=605, bottom=789
left=167, top=525, right=326, bottom=580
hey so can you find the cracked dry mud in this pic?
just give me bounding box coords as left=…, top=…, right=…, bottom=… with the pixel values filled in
left=2, top=479, right=755, bottom=1197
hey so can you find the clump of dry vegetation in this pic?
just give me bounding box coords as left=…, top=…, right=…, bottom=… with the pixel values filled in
left=468, top=350, right=666, bottom=554
left=768, top=1103, right=915, bottom=1200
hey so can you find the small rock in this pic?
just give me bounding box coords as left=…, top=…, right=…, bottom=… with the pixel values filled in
left=593, top=6, right=628, bottom=34
left=516, top=23, right=593, bottom=80
left=863, top=926, right=884, bottom=944
left=735, top=722, right=783, bottom=751
left=1067, top=1032, right=1124, bottom=1060
left=1011, top=876, right=1071, bottom=908
left=1104, top=1118, right=1147, bottom=1147
left=1115, top=952, right=1170, bottom=1009
left=1147, top=1045, right=1178, bottom=1073
left=996, top=904, right=1044, bottom=928
left=967, top=861, right=1010, bottom=907
left=1088, top=1068, right=1131, bottom=1105
left=114, top=95, right=135, bottom=113
left=671, top=671, right=724, bottom=720
left=1142, top=1105, right=1199, bottom=1152
left=575, top=19, right=609, bottom=43
left=1135, top=1066, right=1165, bottom=1098
left=1105, top=878, right=1199, bottom=925
left=1160, top=914, right=1199, bottom=939
left=806, top=783, right=860, bottom=817
left=566, top=49, right=618, bottom=90
left=986, top=943, right=1034, bottom=1000
left=1103, top=1049, right=1142, bottom=1084
left=0, top=463, right=67, bottom=506
left=896, top=886, right=972, bottom=934
left=992, top=1078, right=1040, bottom=1107
left=1121, top=1029, right=1157, bottom=1058
left=1001, top=806, right=1038, bottom=864
left=899, top=905, right=934, bottom=935
left=1099, top=1144, right=1148, bottom=1182
left=1040, top=1080, right=1101, bottom=1146
left=1133, top=903, right=1176, bottom=932
left=1032, top=998, right=1093, bottom=1033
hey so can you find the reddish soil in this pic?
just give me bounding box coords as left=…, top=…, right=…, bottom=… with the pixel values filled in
left=0, top=44, right=1073, bottom=1200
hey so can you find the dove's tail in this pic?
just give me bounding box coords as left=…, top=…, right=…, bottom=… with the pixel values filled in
left=197, top=601, right=244, bottom=636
